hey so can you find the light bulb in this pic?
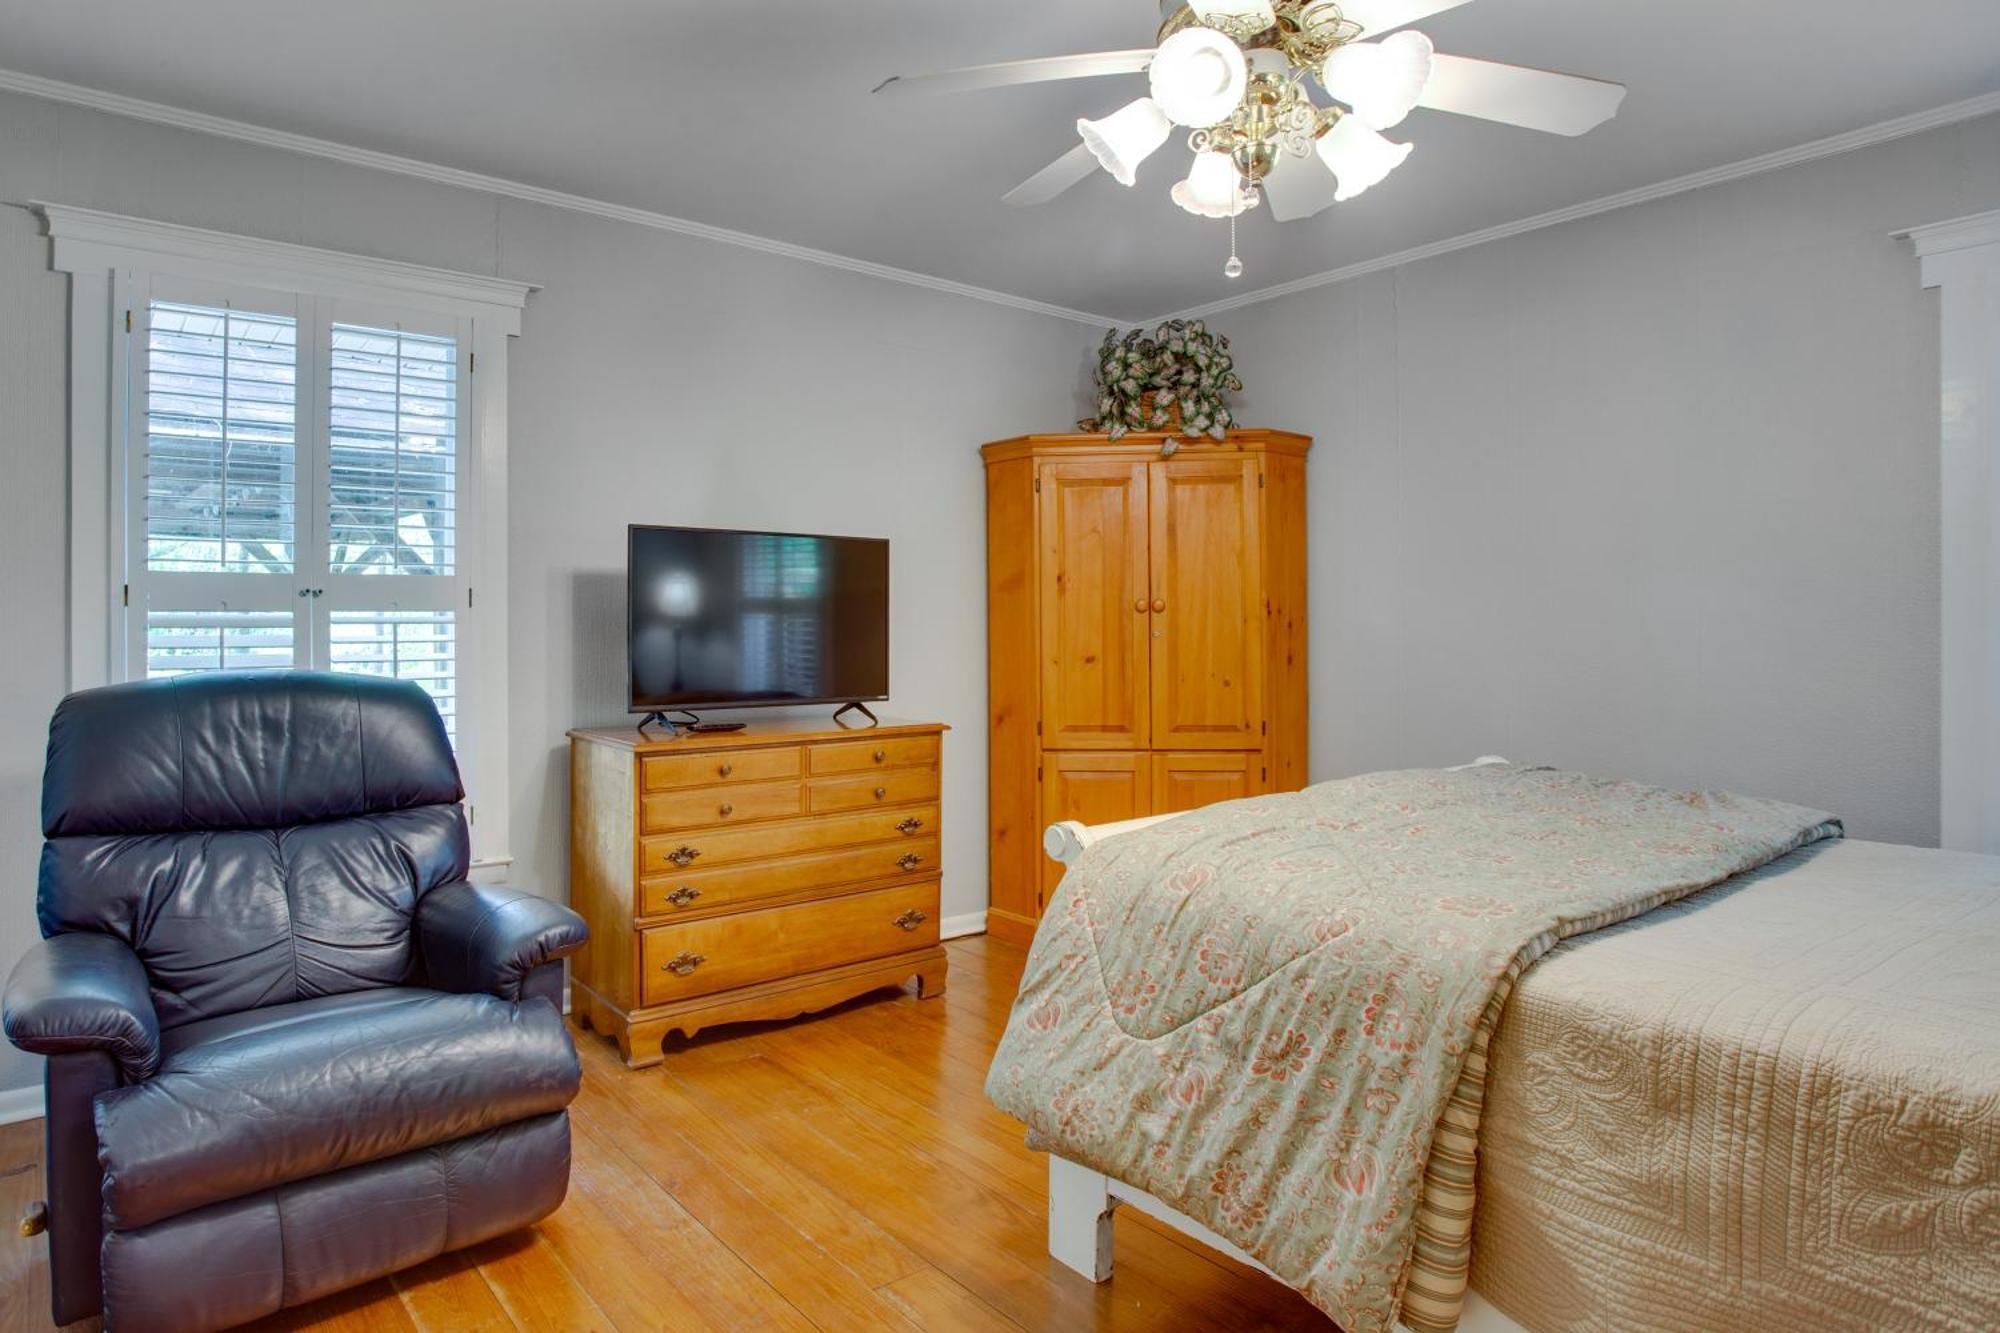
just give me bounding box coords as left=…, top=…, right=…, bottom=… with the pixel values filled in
left=1224, top=255, right=1244, bottom=279
left=1314, top=113, right=1414, bottom=201
left=1172, top=152, right=1260, bottom=218
left=1148, top=27, right=1249, bottom=128
left=1077, top=98, right=1175, bottom=186
left=1320, top=31, right=1434, bottom=131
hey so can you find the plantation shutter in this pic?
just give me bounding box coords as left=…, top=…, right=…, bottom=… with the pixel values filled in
left=126, top=285, right=470, bottom=744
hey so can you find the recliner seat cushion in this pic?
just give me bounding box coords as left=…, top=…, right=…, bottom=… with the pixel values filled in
left=94, top=988, right=580, bottom=1231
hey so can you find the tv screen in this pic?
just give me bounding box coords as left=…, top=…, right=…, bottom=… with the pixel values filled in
left=627, top=525, right=889, bottom=711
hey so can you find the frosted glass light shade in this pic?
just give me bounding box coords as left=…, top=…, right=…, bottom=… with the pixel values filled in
left=1148, top=26, right=1248, bottom=127
left=1172, top=151, right=1259, bottom=217
left=1315, top=114, right=1413, bottom=201
left=1321, top=30, right=1435, bottom=130
left=1077, top=98, right=1174, bottom=186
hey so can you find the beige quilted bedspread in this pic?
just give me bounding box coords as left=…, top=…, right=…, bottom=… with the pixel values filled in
left=1473, top=837, right=2000, bottom=1332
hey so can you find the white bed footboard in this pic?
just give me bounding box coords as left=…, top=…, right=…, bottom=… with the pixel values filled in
left=1048, top=1157, right=1525, bottom=1332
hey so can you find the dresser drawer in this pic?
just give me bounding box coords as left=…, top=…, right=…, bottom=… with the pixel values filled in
left=809, top=768, right=940, bottom=813
left=642, top=746, right=800, bottom=791
left=641, top=836, right=939, bottom=917
left=640, top=803, right=938, bottom=874
left=809, top=734, right=940, bottom=775
left=641, top=779, right=803, bottom=833
left=642, top=880, right=940, bottom=1005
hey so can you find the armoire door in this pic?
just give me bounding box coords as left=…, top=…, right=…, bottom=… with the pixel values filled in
left=1039, top=461, right=1151, bottom=750
left=1042, top=751, right=1151, bottom=895
left=1151, top=752, right=1259, bottom=815
left=1148, top=457, right=1264, bottom=750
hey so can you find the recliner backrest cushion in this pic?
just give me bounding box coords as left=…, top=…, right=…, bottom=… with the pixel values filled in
left=38, top=673, right=469, bottom=1028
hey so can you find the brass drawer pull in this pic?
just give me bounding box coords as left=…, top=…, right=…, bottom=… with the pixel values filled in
left=718, top=802, right=734, bottom=817
left=718, top=762, right=734, bottom=778
left=663, top=951, right=706, bottom=976
left=896, top=816, right=924, bottom=835
left=893, top=909, right=928, bottom=932
left=873, top=748, right=887, bottom=763
left=666, top=845, right=701, bottom=867
left=873, top=786, right=887, bottom=800
left=665, top=885, right=701, bottom=907
left=897, top=852, right=924, bottom=871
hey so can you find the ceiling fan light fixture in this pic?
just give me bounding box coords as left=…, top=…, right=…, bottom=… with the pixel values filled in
left=1321, top=30, right=1435, bottom=130
left=1186, top=0, right=1278, bottom=28
left=1077, top=97, right=1175, bottom=186
left=1171, top=151, right=1260, bottom=217
left=1315, top=113, right=1414, bottom=201
left=1148, top=26, right=1249, bottom=127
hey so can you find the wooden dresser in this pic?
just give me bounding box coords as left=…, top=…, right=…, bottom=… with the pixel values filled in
left=568, top=717, right=948, bottom=1067
left=983, top=430, right=1311, bottom=946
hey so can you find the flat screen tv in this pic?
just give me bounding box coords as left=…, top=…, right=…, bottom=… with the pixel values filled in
left=627, top=524, right=889, bottom=716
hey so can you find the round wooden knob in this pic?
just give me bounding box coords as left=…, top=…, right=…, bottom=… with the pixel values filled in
left=718, top=802, right=734, bottom=817
left=874, top=786, right=887, bottom=800
left=1133, top=598, right=1147, bottom=613
left=718, top=762, right=733, bottom=777
left=1152, top=598, right=1166, bottom=613
left=873, top=749, right=886, bottom=763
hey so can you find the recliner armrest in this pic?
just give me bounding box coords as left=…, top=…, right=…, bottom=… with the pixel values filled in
left=418, top=881, right=588, bottom=1003
left=4, top=933, right=160, bottom=1081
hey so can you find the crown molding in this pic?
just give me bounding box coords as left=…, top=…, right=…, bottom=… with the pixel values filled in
left=38, top=201, right=539, bottom=324
left=1158, top=88, right=2000, bottom=323
left=0, top=67, right=1117, bottom=329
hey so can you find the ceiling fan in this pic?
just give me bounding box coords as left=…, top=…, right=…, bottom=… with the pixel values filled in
left=875, top=0, right=1626, bottom=277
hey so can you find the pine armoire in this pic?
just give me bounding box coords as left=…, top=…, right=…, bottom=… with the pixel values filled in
left=982, top=429, right=1310, bottom=945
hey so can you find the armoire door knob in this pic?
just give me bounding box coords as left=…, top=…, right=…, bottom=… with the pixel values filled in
left=1133, top=598, right=1147, bottom=613
left=1152, top=598, right=1166, bottom=613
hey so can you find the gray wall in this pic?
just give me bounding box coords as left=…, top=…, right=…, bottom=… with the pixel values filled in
left=0, top=87, right=1092, bottom=1093
left=1214, top=112, right=2000, bottom=845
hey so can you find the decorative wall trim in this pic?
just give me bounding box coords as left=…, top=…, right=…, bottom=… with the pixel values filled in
left=0, top=67, right=1117, bottom=329
left=38, top=201, right=536, bottom=330
left=0, top=1084, right=41, bottom=1126
left=941, top=910, right=988, bottom=940
left=1161, top=89, right=2000, bottom=322
left=1900, top=208, right=2000, bottom=259
left=1904, top=208, right=2000, bottom=855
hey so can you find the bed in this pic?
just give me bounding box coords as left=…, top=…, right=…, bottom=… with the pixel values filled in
left=989, top=761, right=2000, bottom=1333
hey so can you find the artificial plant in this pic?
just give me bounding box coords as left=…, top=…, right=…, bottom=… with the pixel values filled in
left=1079, top=318, right=1243, bottom=441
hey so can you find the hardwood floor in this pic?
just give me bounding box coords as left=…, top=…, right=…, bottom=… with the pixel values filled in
left=0, top=936, right=1332, bottom=1332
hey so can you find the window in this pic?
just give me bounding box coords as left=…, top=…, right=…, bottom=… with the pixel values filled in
left=47, top=205, right=529, bottom=870
left=127, top=291, right=468, bottom=741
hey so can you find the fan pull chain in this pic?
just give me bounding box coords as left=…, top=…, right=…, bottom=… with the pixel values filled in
left=1224, top=174, right=1245, bottom=279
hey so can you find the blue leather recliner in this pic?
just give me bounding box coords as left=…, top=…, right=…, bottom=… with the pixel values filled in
left=3, top=671, right=589, bottom=1331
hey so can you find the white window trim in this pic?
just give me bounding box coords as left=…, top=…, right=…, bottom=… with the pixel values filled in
left=1904, top=209, right=2000, bottom=854
left=42, top=202, right=536, bottom=876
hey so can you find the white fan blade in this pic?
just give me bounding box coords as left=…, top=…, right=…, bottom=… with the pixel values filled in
left=1188, top=0, right=1277, bottom=25
left=874, top=50, right=1153, bottom=97
left=1340, top=0, right=1475, bottom=40
left=1417, top=54, right=1626, bottom=135
left=1003, top=143, right=1102, bottom=207
left=1260, top=148, right=1340, bottom=221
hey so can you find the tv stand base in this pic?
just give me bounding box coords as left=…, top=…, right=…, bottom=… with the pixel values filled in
left=832, top=700, right=880, bottom=728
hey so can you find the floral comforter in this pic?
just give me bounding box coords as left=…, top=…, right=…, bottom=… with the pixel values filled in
left=985, top=764, right=1838, bottom=1333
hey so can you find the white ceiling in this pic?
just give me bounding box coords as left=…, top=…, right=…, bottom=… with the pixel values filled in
left=2, top=1, right=1997, bottom=321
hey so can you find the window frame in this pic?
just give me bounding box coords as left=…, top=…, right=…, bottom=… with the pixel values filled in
left=44, top=203, right=533, bottom=875
left=1907, top=207, right=2000, bottom=855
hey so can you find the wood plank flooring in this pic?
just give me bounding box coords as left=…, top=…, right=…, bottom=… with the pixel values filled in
left=0, top=935, right=1331, bottom=1332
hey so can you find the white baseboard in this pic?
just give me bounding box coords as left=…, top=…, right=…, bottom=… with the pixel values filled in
left=941, top=910, right=987, bottom=940
left=0, top=1084, right=41, bottom=1125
